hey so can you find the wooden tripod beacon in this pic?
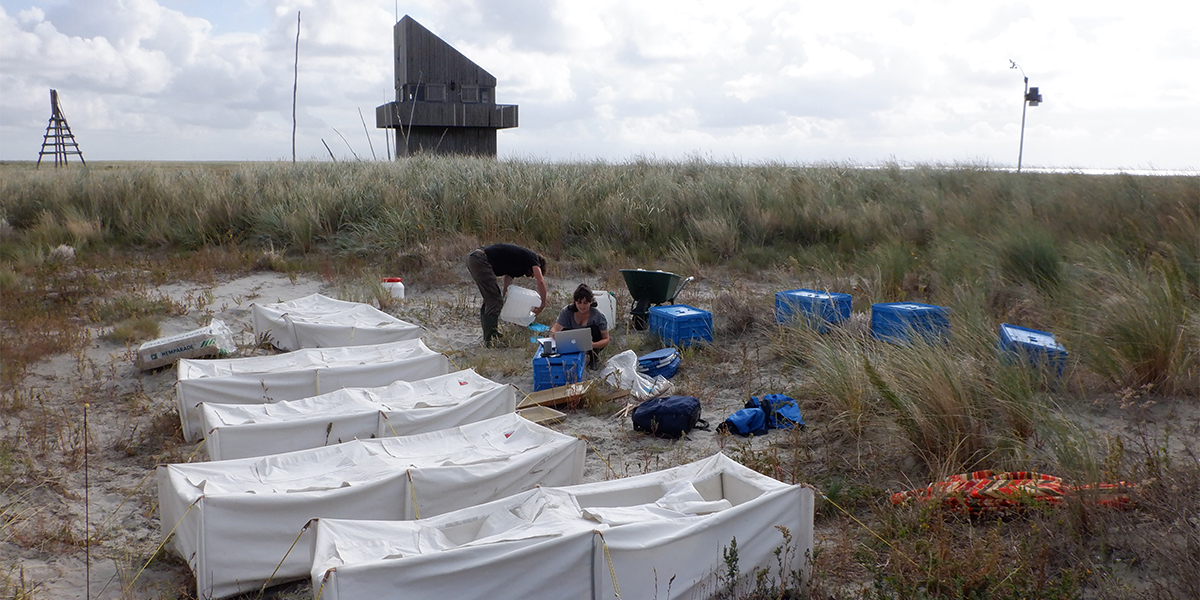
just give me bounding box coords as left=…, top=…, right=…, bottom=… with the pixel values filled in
left=37, top=89, right=86, bottom=168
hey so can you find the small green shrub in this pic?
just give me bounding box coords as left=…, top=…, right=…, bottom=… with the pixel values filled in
left=103, top=316, right=160, bottom=344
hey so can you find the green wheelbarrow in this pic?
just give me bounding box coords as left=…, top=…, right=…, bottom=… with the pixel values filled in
left=620, top=269, right=694, bottom=330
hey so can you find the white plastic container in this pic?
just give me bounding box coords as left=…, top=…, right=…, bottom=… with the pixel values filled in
left=592, top=290, right=617, bottom=330
left=381, top=277, right=405, bottom=299
left=500, top=286, right=540, bottom=326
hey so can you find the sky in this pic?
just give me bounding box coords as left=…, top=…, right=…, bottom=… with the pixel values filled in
left=1, top=0, right=1197, bottom=171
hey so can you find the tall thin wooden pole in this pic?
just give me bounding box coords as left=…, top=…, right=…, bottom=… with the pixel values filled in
left=292, top=11, right=300, bottom=162
left=84, top=402, right=90, bottom=599
left=359, top=108, right=376, bottom=160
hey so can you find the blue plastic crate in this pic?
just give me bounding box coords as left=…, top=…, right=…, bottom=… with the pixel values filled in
left=532, top=345, right=586, bottom=391
left=998, top=323, right=1068, bottom=372
left=775, top=289, right=852, bottom=331
left=871, top=302, right=951, bottom=344
left=648, top=305, right=713, bottom=347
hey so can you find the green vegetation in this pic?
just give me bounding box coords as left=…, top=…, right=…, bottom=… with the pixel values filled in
left=2, top=160, right=1194, bottom=394
left=0, top=160, right=1194, bottom=278
left=1, top=159, right=1196, bottom=599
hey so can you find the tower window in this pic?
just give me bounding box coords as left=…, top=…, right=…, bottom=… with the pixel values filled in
left=424, top=84, right=446, bottom=102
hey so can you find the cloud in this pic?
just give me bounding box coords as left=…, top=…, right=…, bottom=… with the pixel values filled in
left=0, top=0, right=1196, bottom=168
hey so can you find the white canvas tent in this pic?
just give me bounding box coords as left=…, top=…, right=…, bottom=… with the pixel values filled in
left=199, top=368, right=516, bottom=460
left=310, top=454, right=814, bottom=600
left=251, top=293, right=422, bottom=351
left=176, top=339, right=449, bottom=441
left=157, top=413, right=585, bottom=600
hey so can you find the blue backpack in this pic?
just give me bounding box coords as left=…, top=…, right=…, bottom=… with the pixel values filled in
left=748, top=394, right=805, bottom=430
left=722, top=394, right=805, bottom=437
left=720, top=408, right=769, bottom=436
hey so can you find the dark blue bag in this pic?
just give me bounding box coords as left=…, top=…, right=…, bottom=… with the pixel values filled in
left=632, top=395, right=708, bottom=439
left=720, top=408, right=768, bottom=437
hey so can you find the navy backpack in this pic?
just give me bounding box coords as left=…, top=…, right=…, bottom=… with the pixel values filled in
left=632, top=395, right=709, bottom=439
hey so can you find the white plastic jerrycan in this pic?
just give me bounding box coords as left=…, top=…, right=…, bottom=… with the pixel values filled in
left=592, top=290, right=617, bottom=330
left=500, top=286, right=540, bottom=326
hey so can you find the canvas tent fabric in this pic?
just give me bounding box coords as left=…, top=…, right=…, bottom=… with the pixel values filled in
left=176, top=339, right=449, bottom=441
left=157, top=413, right=585, bottom=600
left=310, top=454, right=814, bottom=600
left=251, top=293, right=422, bottom=351
left=199, top=368, right=516, bottom=460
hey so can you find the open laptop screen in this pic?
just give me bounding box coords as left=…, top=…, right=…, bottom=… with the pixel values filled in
left=553, top=328, right=594, bottom=354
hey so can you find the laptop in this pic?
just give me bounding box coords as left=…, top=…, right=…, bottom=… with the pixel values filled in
left=553, top=328, right=594, bottom=355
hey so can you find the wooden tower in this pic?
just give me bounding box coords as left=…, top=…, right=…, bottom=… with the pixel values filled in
left=376, top=16, right=518, bottom=157
left=37, top=89, right=86, bottom=168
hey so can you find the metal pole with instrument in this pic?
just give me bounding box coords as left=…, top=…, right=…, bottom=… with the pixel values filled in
left=1010, top=61, right=1043, bottom=173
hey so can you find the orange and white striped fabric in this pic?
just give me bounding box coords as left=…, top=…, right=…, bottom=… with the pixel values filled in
left=891, top=470, right=1134, bottom=514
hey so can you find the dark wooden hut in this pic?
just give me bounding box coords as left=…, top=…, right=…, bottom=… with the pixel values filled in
left=376, top=16, right=518, bottom=157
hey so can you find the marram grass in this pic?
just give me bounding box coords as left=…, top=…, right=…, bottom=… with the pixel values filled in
left=2, top=157, right=1196, bottom=407
left=3, top=160, right=1195, bottom=271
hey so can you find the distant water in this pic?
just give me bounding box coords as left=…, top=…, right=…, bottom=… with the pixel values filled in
left=829, top=163, right=1196, bottom=176
left=1008, top=167, right=1197, bottom=177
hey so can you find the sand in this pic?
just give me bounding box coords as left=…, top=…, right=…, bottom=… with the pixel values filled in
left=4, top=270, right=779, bottom=599
left=4, top=268, right=1196, bottom=599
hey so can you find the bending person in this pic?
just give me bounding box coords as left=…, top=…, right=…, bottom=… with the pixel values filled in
left=466, top=243, right=548, bottom=347
left=550, top=283, right=610, bottom=369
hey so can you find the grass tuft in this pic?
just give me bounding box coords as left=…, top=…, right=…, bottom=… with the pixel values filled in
left=1074, top=251, right=1198, bottom=394
left=102, top=316, right=161, bottom=344
left=999, top=227, right=1063, bottom=292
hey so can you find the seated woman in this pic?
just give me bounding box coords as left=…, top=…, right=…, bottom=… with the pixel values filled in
left=550, top=284, right=610, bottom=369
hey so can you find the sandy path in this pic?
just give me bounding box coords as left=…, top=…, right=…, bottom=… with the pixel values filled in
left=4, top=270, right=787, bottom=599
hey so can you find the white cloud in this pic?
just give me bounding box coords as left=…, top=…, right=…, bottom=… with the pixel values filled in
left=0, top=0, right=1196, bottom=168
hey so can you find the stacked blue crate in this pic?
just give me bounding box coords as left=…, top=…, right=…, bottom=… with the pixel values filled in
left=637, top=347, right=681, bottom=379
left=998, top=323, right=1068, bottom=373
left=649, top=305, right=713, bottom=347
left=871, top=302, right=951, bottom=344
left=775, top=289, right=852, bottom=332
left=532, top=345, right=586, bottom=391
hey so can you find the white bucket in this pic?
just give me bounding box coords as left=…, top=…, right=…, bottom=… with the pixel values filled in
left=500, top=286, right=540, bottom=326
left=381, top=277, right=405, bottom=299
left=592, top=290, right=617, bottom=330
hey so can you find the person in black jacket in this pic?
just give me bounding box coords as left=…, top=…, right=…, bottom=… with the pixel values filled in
left=466, top=243, right=548, bottom=347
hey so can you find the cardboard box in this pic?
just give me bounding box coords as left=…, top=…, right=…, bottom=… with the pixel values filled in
left=518, top=405, right=566, bottom=425
left=518, top=381, right=592, bottom=409
left=136, top=321, right=232, bottom=371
